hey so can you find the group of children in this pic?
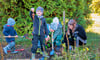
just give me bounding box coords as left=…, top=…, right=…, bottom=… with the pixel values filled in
left=2, top=6, right=87, bottom=59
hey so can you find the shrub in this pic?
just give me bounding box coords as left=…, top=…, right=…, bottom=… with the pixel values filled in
left=0, top=0, right=92, bottom=35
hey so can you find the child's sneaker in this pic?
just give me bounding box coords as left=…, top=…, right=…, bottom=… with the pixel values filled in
left=3, top=47, right=8, bottom=54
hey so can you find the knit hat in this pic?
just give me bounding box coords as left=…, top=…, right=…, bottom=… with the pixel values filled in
left=50, top=17, right=59, bottom=30
left=36, top=7, right=44, bottom=13
left=53, top=17, right=59, bottom=24
left=68, top=19, right=76, bottom=25
left=7, top=18, right=15, bottom=26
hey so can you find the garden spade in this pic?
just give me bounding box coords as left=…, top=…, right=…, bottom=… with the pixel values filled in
left=50, top=32, right=55, bottom=55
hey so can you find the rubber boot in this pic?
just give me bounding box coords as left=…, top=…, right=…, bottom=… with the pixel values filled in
left=3, top=46, right=8, bottom=54
left=42, top=52, right=49, bottom=58
left=3, top=42, right=15, bottom=54
left=32, top=53, right=35, bottom=60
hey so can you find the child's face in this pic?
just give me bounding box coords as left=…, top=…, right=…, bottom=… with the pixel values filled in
left=32, top=13, right=35, bottom=18
left=36, top=10, right=43, bottom=16
left=68, top=24, right=73, bottom=30
left=68, top=23, right=76, bottom=30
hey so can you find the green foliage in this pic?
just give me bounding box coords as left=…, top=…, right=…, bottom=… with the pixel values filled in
left=90, top=0, right=100, bottom=14
left=0, top=0, right=92, bottom=35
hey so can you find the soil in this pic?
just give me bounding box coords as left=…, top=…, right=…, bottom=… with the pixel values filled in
left=0, top=42, right=63, bottom=60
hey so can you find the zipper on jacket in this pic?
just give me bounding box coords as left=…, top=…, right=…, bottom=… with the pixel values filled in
left=38, top=18, right=41, bottom=35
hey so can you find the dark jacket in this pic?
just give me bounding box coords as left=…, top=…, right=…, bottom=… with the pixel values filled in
left=66, top=24, right=87, bottom=40
left=62, top=24, right=87, bottom=45
left=3, top=24, right=17, bottom=43
left=74, top=24, right=87, bottom=40
left=53, top=22, right=62, bottom=40
left=30, top=11, right=49, bottom=36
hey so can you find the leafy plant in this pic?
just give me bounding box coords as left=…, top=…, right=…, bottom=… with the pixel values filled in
left=0, top=0, right=92, bottom=35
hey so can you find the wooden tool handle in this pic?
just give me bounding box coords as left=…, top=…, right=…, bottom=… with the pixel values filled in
left=52, top=32, right=54, bottom=50
left=4, top=36, right=16, bottom=38
left=3, top=36, right=23, bottom=38
left=66, top=32, right=69, bottom=51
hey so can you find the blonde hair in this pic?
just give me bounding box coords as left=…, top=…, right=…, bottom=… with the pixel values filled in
left=68, top=19, right=76, bottom=33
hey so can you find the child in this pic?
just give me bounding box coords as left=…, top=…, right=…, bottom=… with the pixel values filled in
left=63, top=19, right=87, bottom=50
left=50, top=17, right=62, bottom=50
left=3, top=18, right=18, bottom=54
left=29, top=7, right=50, bottom=59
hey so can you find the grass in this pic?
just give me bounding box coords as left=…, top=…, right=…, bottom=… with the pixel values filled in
left=86, top=32, right=100, bottom=47
left=14, top=32, right=100, bottom=48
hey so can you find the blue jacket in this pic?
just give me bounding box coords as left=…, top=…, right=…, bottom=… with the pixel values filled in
left=3, top=24, right=17, bottom=43
left=53, top=22, right=62, bottom=40
left=30, top=11, right=49, bottom=36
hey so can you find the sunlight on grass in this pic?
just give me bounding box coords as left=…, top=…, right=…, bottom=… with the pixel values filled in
left=86, top=32, right=100, bottom=47
left=86, top=13, right=100, bottom=34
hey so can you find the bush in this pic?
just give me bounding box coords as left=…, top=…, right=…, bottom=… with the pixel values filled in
left=0, top=0, right=92, bottom=35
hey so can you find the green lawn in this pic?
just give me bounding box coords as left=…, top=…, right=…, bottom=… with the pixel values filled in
left=86, top=32, right=100, bottom=47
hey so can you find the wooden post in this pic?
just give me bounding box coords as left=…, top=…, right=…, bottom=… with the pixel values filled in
left=0, top=35, right=4, bottom=60
left=0, top=43, right=4, bottom=60
left=63, top=11, right=65, bottom=36
left=66, top=33, right=69, bottom=52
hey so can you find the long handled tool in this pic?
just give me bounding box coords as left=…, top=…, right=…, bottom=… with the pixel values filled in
left=50, top=32, right=55, bottom=55
left=3, top=34, right=32, bottom=40
left=66, top=32, right=69, bottom=52
left=3, top=34, right=22, bottom=37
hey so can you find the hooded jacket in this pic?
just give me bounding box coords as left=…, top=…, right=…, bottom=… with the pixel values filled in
left=3, top=24, right=17, bottom=43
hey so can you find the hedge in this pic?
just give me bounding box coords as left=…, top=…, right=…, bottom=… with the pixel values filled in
left=0, top=0, right=92, bottom=35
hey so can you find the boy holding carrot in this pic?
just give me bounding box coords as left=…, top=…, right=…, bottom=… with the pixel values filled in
left=29, top=7, right=50, bottom=59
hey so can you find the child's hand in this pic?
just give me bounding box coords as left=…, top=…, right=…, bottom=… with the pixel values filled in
left=47, top=35, right=50, bottom=40
left=45, top=36, right=50, bottom=42
left=52, top=38, right=54, bottom=41
left=15, top=35, right=18, bottom=38
left=31, top=8, right=34, bottom=12
left=45, top=38, right=48, bottom=42
left=8, top=35, right=11, bottom=38
left=67, top=28, right=70, bottom=35
left=50, top=29, right=54, bottom=32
